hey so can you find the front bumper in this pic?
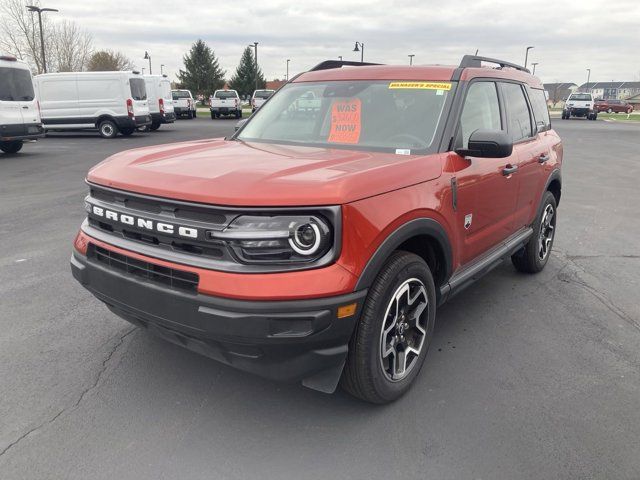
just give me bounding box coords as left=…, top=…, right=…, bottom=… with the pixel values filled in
left=70, top=247, right=366, bottom=392
left=0, top=123, right=44, bottom=141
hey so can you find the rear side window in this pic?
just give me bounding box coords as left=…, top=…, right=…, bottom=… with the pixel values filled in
left=0, top=67, right=35, bottom=101
left=458, top=82, right=501, bottom=149
left=528, top=88, right=551, bottom=132
left=501, top=83, right=533, bottom=142
left=129, top=78, right=147, bottom=100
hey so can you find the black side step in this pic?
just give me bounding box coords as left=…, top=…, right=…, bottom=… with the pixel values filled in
left=438, top=228, right=533, bottom=305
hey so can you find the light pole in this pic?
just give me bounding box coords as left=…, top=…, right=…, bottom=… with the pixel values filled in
left=408, top=54, right=415, bottom=66
left=353, top=42, right=364, bottom=63
left=249, top=42, right=259, bottom=92
left=286, top=59, right=290, bottom=81
left=586, top=68, right=591, bottom=93
left=160, top=64, right=165, bottom=75
left=524, top=46, right=534, bottom=70
left=143, top=51, right=152, bottom=74
left=26, top=5, right=58, bottom=73
left=531, top=62, right=538, bottom=75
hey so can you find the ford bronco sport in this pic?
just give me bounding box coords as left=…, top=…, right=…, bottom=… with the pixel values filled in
left=71, top=56, right=562, bottom=404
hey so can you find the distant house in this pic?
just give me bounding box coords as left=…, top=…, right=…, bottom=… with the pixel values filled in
left=626, top=93, right=640, bottom=109
left=266, top=80, right=287, bottom=90
left=578, top=81, right=640, bottom=100
left=543, top=83, right=577, bottom=107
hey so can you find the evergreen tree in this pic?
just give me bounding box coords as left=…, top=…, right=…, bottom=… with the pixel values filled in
left=177, top=39, right=225, bottom=96
left=229, top=47, right=266, bottom=97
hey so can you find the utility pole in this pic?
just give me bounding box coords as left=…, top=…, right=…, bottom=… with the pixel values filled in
left=586, top=68, right=591, bottom=93
left=524, top=46, right=534, bottom=69
left=286, top=59, right=290, bottom=81
left=531, top=62, right=538, bottom=75
left=408, top=54, right=415, bottom=66
left=250, top=42, right=259, bottom=92
left=26, top=5, right=58, bottom=73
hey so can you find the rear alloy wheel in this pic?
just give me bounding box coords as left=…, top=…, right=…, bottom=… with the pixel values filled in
left=0, top=140, right=23, bottom=154
left=512, top=191, right=557, bottom=273
left=98, top=120, right=118, bottom=139
left=341, top=251, right=436, bottom=404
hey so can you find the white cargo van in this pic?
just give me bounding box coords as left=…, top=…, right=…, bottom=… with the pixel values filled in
left=144, top=75, right=175, bottom=130
left=34, top=71, right=151, bottom=138
left=171, top=89, right=196, bottom=119
left=0, top=54, right=44, bottom=154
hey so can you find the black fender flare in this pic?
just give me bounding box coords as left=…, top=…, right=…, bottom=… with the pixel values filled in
left=540, top=168, right=562, bottom=210
left=354, top=218, right=453, bottom=291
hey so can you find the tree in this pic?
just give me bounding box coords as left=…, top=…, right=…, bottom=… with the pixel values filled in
left=50, top=20, right=93, bottom=72
left=87, top=50, right=134, bottom=72
left=0, top=0, right=93, bottom=73
left=229, top=46, right=266, bottom=97
left=177, top=39, right=225, bottom=96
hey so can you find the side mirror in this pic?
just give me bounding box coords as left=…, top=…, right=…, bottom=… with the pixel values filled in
left=455, top=129, right=513, bottom=158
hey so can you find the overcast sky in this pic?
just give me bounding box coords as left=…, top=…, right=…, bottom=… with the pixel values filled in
left=47, top=0, right=640, bottom=84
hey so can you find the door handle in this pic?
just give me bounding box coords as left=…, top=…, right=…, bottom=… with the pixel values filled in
left=22, top=106, right=29, bottom=109
left=502, top=165, right=518, bottom=176
left=538, top=153, right=550, bottom=163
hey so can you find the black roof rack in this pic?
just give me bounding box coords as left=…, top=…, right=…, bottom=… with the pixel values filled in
left=459, top=55, right=530, bottom=74
left=308, top=60, right=383, bottom=72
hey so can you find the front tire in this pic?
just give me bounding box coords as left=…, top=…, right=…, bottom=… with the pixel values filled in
left=0, top=141, right=23, bottom=154
left=98, top=120, right=118, bottom=139
left=341, top=251, right=436, bottom=404
left=512, top=191, right=557, bottom=273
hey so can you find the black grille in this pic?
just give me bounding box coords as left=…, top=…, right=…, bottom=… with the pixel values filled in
left=89, top=245, right=199, bottom=293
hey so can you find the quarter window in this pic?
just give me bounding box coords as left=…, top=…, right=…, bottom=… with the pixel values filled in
left=458, top=82, right=501, bottom=149
left=501, top=82, right=533, bottom=141
left=528, top=87, right=551, bottom=132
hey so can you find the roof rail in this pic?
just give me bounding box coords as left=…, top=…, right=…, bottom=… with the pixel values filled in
left=459, top=55, right=530, bottom=74
left=308, top=60, right=382, bottom=72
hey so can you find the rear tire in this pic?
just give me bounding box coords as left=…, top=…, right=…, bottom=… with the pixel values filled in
left=341, top=251, right=436, bottom=404
left=235, top=110, right=242, bottom=119
left=211, top=112, right=215, bottom=120
left=512, top=191, right=557, bottom=273
left=150, top=122, right=160, bottom=131
left=98, top=120, right=118, bottom=139
left=0, top=140, right=23, bottom=154
left=607, top=108, right=613, bottom=113
left=192, top=109, right=196, bottom=118
left=120, top=127, right=134, bottom=136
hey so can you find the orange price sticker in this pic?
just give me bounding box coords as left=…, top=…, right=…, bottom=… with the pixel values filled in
left=328, top=99, right=361, bottom=144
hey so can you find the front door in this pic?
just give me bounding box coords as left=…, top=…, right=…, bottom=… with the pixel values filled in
left=450, top=80, right=520, bottom=266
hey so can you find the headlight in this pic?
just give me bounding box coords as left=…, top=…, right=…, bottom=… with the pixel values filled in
left=208, top=214, right=333, bottom=264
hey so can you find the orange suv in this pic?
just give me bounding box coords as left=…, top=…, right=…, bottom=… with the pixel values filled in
left=71, top=56, right=562, bottom=403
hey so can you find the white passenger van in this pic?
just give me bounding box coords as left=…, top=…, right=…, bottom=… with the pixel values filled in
left=34, top=71, right=151, bottom=138
left=0, top=54, right=43, bottom=154
left=144, top=75, right=175, bottom=130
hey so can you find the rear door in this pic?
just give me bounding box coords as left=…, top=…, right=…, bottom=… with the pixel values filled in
left=13, top=66, right=40, bottom=128
left=452, top=80, right=520, bottom=265
left=499, top=81, right=544, bottom=229
left=129, top=76, right=149, bottom=116
left=0, top=66, right=28, bottom=129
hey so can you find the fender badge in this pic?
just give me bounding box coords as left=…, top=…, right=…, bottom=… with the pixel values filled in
left=464, top=214, right=473, bottom=230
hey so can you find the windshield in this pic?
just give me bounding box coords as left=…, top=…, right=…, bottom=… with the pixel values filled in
left=254, top=90, right=274, bottom=99
left=0, top=67, right=35, bottom=101
left=568, top=93, right=591, bottom=101
left=129, top=78, right=147, bottom=100
left=237, top=80, right=452, bottom=152
left=172, top=90, right=191, bottom=99
left=215, top=91, right=237, bottom=99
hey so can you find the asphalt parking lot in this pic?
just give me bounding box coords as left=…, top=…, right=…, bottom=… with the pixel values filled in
left=1, top=117, right=639, bottom=479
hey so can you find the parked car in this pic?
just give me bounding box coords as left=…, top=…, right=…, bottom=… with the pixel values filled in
left=34, top=71, right=151, bottom=138
left=144, top=75, right=176, bottom=130
left=171, top=89, right=196, bottom=119
left=71, top=55, right=562, bottom=404
left=562, top=92, right=597, bottom=120
left=595, top=98, right=633, bottom=114
left=0, top=54, right=44, bottom=153
left=210, top=89, right=241, bottom=119
left=251, top=89, right=275, bottom=112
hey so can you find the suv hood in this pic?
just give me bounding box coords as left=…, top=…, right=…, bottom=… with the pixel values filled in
left=87, top=139, right=443, bottom=206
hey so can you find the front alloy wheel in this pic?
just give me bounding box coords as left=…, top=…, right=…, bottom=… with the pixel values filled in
left=538, top=204, right=555, bottom=261
left=379, top=279, right=428, bottom=381
left=341, top=251, right=436, bottom=404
